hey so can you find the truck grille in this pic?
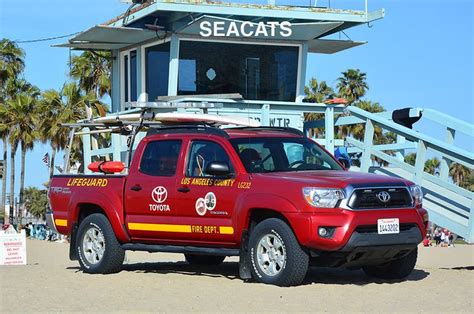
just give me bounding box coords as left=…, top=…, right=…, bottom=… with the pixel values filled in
left=347, top=187, right=413, bottom=209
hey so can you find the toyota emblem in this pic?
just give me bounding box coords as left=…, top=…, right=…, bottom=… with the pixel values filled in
left=152, top=186, right=168, bottom=204
left=376, top=191, right=391, bottom=203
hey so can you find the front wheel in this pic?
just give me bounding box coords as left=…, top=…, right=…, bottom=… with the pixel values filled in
left=76, top=213, right=125, bottom=274
left=248, top=218, right=309, bottom=286
left=363, top=247, right=418, bottom=280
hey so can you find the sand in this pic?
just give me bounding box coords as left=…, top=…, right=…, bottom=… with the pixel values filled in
left=1, top=239, right=473, bottom=313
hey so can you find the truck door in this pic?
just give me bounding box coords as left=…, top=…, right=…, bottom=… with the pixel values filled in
left=174, top=139, right=239, bottom=244
left=124, top=139, right=182, bottom=240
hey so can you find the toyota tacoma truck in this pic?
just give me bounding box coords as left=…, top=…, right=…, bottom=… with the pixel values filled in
left=48, top=126, right=428, bottom=286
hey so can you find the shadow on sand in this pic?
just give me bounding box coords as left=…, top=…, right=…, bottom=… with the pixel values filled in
left=67, top=261, right=430, bottom=286
left=439, top=266, right=473, bottom=271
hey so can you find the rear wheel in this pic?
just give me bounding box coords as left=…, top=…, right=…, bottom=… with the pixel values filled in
left=184, top=254, right=226, bottom=265
left=363, top=247, right=418, bottom=280
left=248, top=218, right=309, bottom=286
left=76, top=213, right=124, bottom=274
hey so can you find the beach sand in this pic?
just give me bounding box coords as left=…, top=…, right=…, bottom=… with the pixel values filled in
left=1, top=239, right=473, bottom=312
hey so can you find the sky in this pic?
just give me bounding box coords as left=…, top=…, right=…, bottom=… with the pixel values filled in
left=0, top=0, right=473, bottom=196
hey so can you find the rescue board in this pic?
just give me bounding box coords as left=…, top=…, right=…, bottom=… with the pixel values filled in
left=94, top=112, right=260, bottom=127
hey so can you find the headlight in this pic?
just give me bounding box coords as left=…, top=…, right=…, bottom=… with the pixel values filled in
left=302, top=188, right=345, bottom=208
left=409, top=185, right=423, bottom=206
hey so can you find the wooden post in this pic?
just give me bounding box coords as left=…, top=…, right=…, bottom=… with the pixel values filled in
left=168, top=35, right=180, bottom=97
left=324, top=105, right=335, bottom=154
left=414, top=139, right=427, bottom=184
left=82, top=128, right=92, bottom=174
left=440, top=127, right=455, bottom=180
left=360, top=119, right=374, bottom=172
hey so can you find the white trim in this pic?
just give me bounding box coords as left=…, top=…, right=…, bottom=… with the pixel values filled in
left=140, top=46, right=146, bottom=96
left=178, top=34, right=303, bottom=47
left=296, top=44, right=303, bottom=103
left=119, top=48, right=139, bottom=111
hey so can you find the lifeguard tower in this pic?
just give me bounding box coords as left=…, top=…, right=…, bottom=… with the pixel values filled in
left=57, top=0, right=382, bottom=118
left=57, top=0, right=383, bottom=159
left=57, top=1, right=474, bottom=242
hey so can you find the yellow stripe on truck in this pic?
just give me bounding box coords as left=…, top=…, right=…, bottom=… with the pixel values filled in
left=55, top=219, right=68, bottom=227
left=128, top=223, right=234, bottom=235
left=219, top=226, right=234, bottom=234
left=128, top=223, right=192, bottom=233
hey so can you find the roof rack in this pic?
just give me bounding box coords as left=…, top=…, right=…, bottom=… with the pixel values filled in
left=126, top=101, right=224, bottom=110
left=228, top=127, right=304, bottom=137
left=146, top=125, right=229, bottom=138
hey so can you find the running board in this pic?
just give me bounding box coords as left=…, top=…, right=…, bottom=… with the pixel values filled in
left=121, top=243, right=240, bottom=256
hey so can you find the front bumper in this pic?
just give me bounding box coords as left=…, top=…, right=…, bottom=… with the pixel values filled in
left=285, top=207, right=426, bottom=252
left=308, top=224, right=422, bottom=268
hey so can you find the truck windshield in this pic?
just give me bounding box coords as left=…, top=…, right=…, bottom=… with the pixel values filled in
left=230, top=137, right=343, bottom=173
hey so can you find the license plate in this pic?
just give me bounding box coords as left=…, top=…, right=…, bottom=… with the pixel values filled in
left=377, top=218, right=399, bottom=234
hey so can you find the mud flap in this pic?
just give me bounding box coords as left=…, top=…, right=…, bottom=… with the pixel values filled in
left=239, top=231, right=252, bottom=280
left=69, top=223, right=78, bottom=261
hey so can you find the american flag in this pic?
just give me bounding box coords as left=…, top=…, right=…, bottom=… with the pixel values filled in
left=42, top=153, right=50, bottom=166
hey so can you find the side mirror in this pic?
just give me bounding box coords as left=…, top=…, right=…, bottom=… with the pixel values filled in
left=205, top=162, right=232, bottom=177
left=338, top=158, right=351, bottom=170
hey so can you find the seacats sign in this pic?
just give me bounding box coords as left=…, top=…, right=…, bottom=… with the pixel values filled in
left=199, top=21, right=293, bottom=38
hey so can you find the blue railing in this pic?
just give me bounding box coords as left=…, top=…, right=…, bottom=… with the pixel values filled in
left=305, top=106, right=474, bottom=242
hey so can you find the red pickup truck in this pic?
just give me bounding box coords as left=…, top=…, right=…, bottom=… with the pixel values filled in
left=48, top=126, right=427, bottom=286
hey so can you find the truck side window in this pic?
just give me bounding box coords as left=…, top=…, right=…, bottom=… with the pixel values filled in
left=140, top=140, right=182, bottom=176
left=186, top=141, right=234, bottom=177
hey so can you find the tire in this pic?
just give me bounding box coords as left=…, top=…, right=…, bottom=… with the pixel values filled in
left=76, top=213, right=125, bottom=274
left=184, top=254, right=226, bottom=265
left=363, top=247, right=418, bottom=280
left=248, top=218, right=309, bottom=286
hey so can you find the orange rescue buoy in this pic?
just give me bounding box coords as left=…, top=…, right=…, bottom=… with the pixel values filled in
left=88, top=161, right=125, bottom=174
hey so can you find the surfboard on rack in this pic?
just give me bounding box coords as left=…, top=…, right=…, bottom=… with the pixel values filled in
left=93, top=112, right=260, bottom=127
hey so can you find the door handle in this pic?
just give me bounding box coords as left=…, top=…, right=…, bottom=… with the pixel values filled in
left=178, top=186, right=191, bottom=193
left=130, top=185, right=142, bottom=192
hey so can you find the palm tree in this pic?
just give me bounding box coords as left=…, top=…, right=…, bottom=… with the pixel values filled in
left=69, top=51, right=112, bottom=99
left=0, top=91, right=39, bottom=217
left=304, top=78, right=335, bottom=104
left=424, top=158, right=440, bottom=176
left=404, top=153, right=416, bottom=166
left=461, top=170, right=473, bottom=191
left=0, top=39, right=25, bottom=89
left=0, top=39, right=25, bottom=220
left=450, top=163, right=471, bottom=187
left=303, top=78, right=336, bottom=137
left=39, top=82, right=95, bottom=179
left=344, top=100, right=385, bottom=140
left=404, top=154, right=441, bottom=176
left=336, top=69, right=369, bottom=104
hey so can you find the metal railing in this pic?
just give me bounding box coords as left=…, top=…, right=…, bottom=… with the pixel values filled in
left=305, top=106, right=474, bottom=242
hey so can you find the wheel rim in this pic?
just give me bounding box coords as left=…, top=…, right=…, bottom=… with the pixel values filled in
left=256, top=234, right=286, bottom=277
left=82, top=226, right=105, bottom=265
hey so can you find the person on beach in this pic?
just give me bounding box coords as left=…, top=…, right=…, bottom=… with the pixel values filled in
left=434, top=229, right=442, bottom=246
left=448, top=232, right=454, bottom=247
left=422, top=235, right=432, bottom=247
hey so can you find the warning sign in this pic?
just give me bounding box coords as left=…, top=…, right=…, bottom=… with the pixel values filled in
left=0, top=230, right=27, bottom=266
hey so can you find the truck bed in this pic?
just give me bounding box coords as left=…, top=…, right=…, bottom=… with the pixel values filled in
left=48, top=174, right=127, bottom=239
